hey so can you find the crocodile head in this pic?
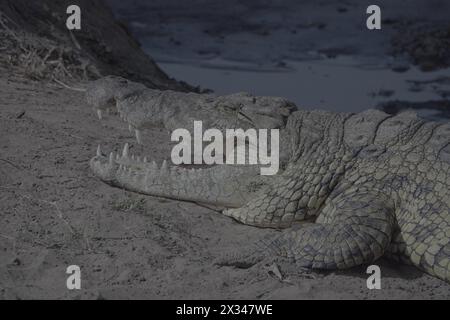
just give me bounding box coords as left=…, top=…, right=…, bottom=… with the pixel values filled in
left=86, top=76, right=296, bottom=208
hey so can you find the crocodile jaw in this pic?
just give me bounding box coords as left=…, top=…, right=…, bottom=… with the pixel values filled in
left=90, top=144, right=259, bottom=207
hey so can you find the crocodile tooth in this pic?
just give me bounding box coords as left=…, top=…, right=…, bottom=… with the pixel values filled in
left=143, top=156, right=148, bottom=163
left=135, top=129, right=142, bottom=144
left=96, top=145, right=101, bottom=156
left=96, top=109, right=102, bottom=120
left=161, top=160, right=168, bottom=172
left=131, top=154, right=135, bottom=161
left=151, top=161, right=157, bottom=170
left=122, top=143, right=129, bottom=157
left=116, top=154, right=120, bottom=160
left=109, top=152, right=114, bottom=164
left=129, top=124, right=133, bottom=132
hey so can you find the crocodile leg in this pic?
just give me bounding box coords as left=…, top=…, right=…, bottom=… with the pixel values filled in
left=390, top=201, right=450, bottom=282
left=215, top=191, right=395, bottom=270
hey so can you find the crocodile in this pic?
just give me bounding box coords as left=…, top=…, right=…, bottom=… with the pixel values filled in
left=87, top=76, right=450, bottom=283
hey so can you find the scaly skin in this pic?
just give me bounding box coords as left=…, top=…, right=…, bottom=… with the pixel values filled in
left=87, top=76, right=450, bottom=282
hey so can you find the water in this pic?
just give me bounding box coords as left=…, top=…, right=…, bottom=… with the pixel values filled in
left=159, top=56, right=450, bottom=116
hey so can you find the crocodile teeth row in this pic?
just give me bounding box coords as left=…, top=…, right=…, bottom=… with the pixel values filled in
left=96, top=145, right=203, bottom=175
left=96, top=144, right=154, bottom=165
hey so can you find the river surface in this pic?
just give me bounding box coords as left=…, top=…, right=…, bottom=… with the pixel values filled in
left=159, top=57, right=450, bottom=117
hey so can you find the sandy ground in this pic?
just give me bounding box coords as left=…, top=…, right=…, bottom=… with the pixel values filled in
left=1, top=64, right=449, bottom=300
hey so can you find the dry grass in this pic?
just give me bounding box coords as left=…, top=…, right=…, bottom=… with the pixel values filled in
left=110, top=196, right=147, bottom=213
left=0, top=11, right=100, bottom=85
